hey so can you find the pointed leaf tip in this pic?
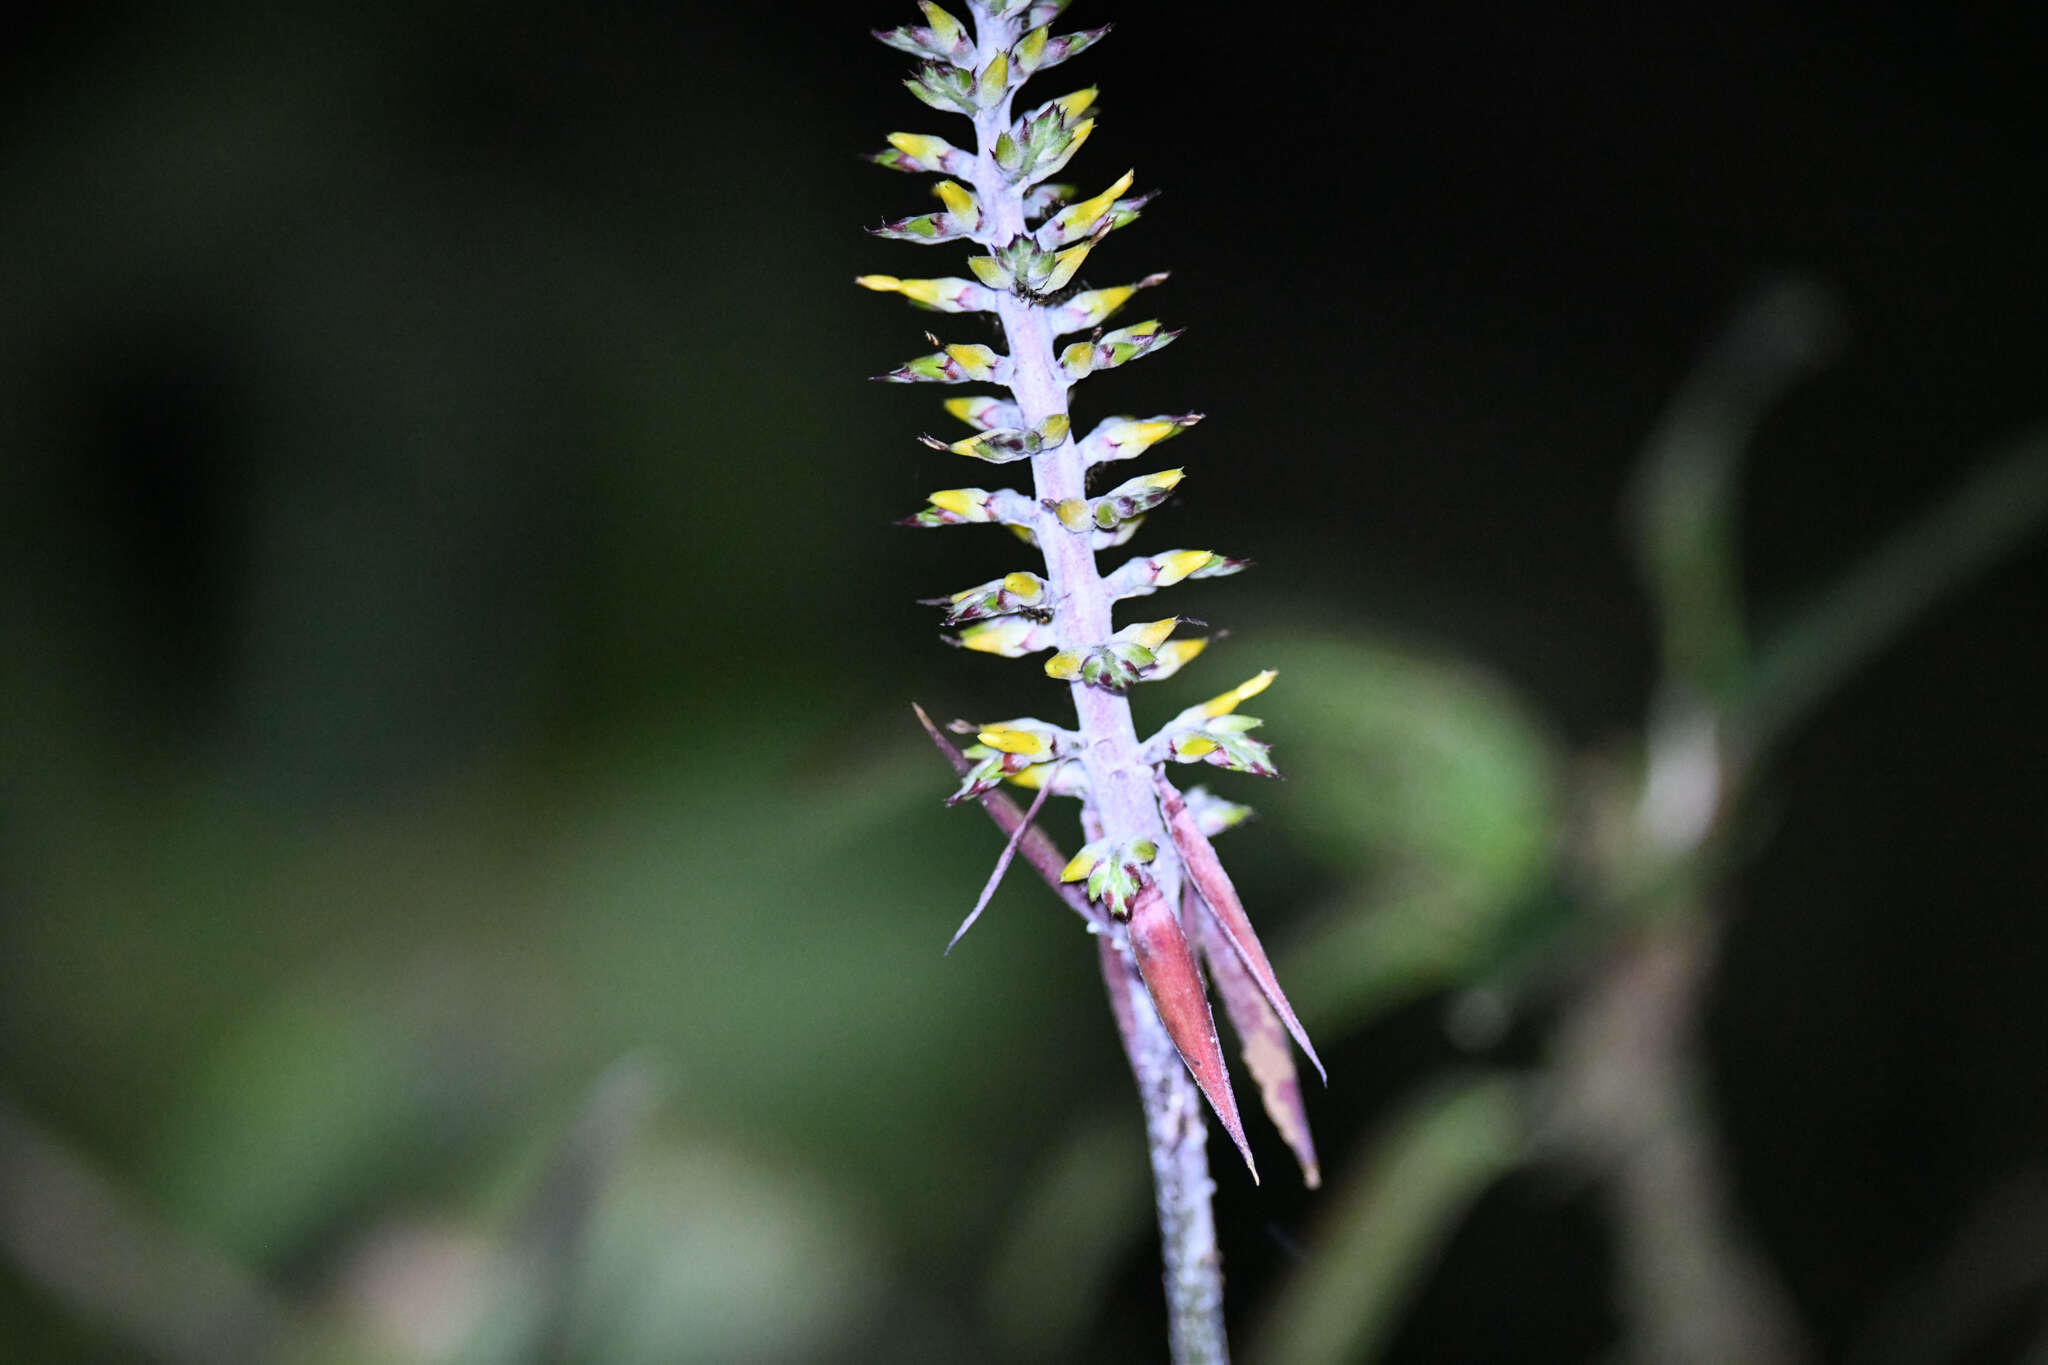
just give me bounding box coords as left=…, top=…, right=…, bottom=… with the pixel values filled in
left=1156, top=771, right=1327, bottom=1084
left=1127, top=878, right=1258, bottom=1182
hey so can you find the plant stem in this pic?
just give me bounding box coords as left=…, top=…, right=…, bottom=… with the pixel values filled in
left=1101, top=939, right=1231, bottom=1364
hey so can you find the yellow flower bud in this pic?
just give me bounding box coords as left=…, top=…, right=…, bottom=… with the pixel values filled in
left=1129, top=618, right=1179, bottom=651
left=1156, top=549, right=1216, bottom=587
left=1043, top=241, right=1093, bottom=293
left=887, top=131, right=953, bottom=163
left=934, top=180, right=977, bottom=218
left=1059, top=170, right=1135, bottom=236
left=928, top=488, right=981, bottom=517
left=977, top=724, right=1049, bottom=757
left=1202, top=670, right=1277, bottom=718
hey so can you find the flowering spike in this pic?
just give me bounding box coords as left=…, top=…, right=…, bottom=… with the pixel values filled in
left=871, top=0, right=1313, bottom=1288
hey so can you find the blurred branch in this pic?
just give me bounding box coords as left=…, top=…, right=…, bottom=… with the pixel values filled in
left=1548, top=918, right=1812, bottom=1365
left=1628, top=277, right=1843, bottom=701
left=444, top=1054, right=662, bottom=1365
left=0, top=1096, right=296, bottom=1365
left=1848, top=1167, right=2048, bottom=1365
left=1736, top=429, right=2048, bottom=758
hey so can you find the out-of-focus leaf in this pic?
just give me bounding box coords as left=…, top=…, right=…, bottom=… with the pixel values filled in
left=1250, top=1072, right=1530, bottom=1365
left=555, top=1133, right=882, bottom=1365
left=979, top=1114, right=1150, bottom=1360
left=1736, top=430, right=2048, bottom=759
left=1251, top=633, right=1563, bottom=1032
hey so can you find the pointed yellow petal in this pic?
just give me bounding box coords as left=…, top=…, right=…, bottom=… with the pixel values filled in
left=929, top=488, right=980, bottom=517
left=1130, top=618, right=1179, bottom=650
left=1156, top=549, right=1215, bottom=587
left=1177, top=736, right=1220, bottom=759
left=918, top=1, right=964, bottom=45
left=942, top=396, right=981, bottom=425
left=1043, top=242, right=1092, bottom=293
left=887, top=131, right=951, bottom=161
left=977, top=724, right=1048, bottom=757
left=855, top=274, right=902, bottom=293
left=1044, top=651, right=1082, bottom=680
left=1073, top=284, right=1136, bottom=323
left=1001, top=571, right=1042, bottom=599
left=945, top=344, right=997, bottom=380
left=1060, top=848, right=1098, bottom=882
left=1151, top=637, right=1209, bottom=674
left=1053, top=498, right=1089, bottom=532
left=1064, top=170, right=1135, bottom=233
left=1056, top=87, right=1098, bottom=119
left=960, top=620, right=1030, bottom=655
left=1203, top=670, right=1277, bottom=718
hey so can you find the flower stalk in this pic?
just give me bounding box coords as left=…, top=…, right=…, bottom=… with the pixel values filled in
left=865, top=3, right=1322, bottom=1356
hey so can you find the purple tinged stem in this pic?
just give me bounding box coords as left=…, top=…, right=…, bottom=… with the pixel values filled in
left=945, top=760, right=1064, bottom=954
left=913, top=703, right=1106, bottom=931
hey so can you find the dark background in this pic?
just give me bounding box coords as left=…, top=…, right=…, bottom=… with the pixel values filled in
left=2, top=2, right=2044, bottom=1361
